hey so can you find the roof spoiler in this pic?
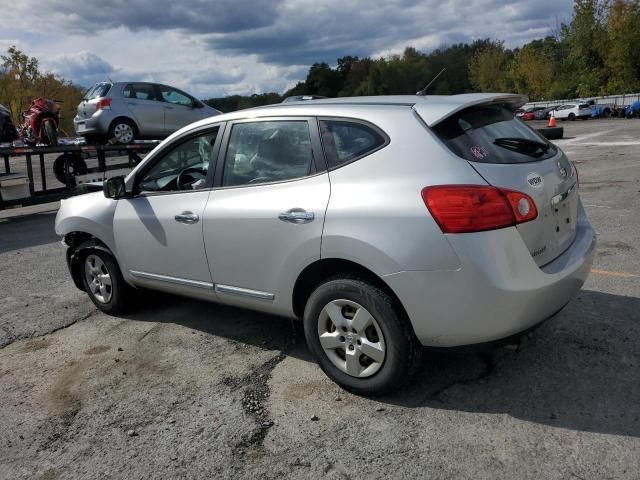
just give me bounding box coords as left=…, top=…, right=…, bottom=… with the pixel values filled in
left=414, top=93, right=529, bottom=127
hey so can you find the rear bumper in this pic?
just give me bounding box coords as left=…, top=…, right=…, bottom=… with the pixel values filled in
left=384, top=202, right=596, bottom=347
left=74, top=111, right=111, bottom=136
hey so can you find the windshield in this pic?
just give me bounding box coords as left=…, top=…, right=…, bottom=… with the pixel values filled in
left=432, top=104, right=557, bottom=164
left=83, top=82, right=112, bottom=100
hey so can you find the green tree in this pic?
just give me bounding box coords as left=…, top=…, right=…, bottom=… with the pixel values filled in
left=511, top=43, right=555, bottom=100
left=469, top=40, right=513, bottom=92
left=604, top=0, right=640, bottom=93
left=1, top=46, right=40, bottom=119
left=562, top=0, right=609, bottom=96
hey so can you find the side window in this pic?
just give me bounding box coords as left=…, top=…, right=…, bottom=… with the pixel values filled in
left=137, top=129, right=218, bottom=192
left=123, top=83, right=158, bottom=101
left=319, top=120, right=387, bottom=169
left=222, top=121, right=313, bottom=187
left=158, top=86, right=193, bottom=107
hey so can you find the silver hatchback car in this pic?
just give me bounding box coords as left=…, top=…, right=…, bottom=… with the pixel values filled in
left=56, top=94, right=596, bottom=395
left=74, top=81, right=221, bottom=144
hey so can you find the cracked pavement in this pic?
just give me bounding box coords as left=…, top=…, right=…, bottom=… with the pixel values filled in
left=0, top=118, right=639, bottom=479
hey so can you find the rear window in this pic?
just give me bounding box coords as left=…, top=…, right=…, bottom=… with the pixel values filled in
left=432, top=105, right=557, bottom=164
left=319, top=119, right=388, bottom=169
left=83, top=83, right=111, bottom=100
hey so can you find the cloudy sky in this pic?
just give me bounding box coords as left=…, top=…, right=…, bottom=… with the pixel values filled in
left=0, top=0, right=573, bottom=98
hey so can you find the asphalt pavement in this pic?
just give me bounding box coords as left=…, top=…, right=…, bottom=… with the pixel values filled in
left=0, top=118, right=638, bottom=479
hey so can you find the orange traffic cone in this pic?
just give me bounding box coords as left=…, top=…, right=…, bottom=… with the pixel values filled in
left=548, top=111, right=556, bottom=128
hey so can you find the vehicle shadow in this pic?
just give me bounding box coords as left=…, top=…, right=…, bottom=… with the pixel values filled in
left=125, top=288, right=639, bottom=438
left=0, top=212, right=59, bottom=253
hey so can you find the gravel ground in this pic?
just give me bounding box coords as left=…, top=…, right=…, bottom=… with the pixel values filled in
left=0, top=118, right=639, bottom=479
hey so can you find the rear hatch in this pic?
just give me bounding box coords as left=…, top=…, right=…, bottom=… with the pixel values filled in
left=76, top=82, right=112, bottom=121
left=428, top=102, right=578, bottom=267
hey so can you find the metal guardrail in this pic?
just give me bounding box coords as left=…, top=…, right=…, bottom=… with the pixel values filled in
left=525, top=92, right=640, bottom=109
left=0, top=142, right=159, bottom=208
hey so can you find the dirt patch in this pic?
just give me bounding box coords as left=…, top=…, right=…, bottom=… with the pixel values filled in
left=37, top=469, right=61, bottom=480
left=20, top=338, right=51, bottom=353
left=46, top=362, right=83, bottom=419
left=84, top=345, right=110, bottom=355
left=599, top=240, right=634, bottom=251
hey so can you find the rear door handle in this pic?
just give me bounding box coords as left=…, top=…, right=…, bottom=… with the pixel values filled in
left=174, top=211, right=199, bottom=224
left=278, top=209, right=314, bottom=224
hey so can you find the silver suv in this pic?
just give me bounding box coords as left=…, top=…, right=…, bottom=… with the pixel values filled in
left=56, top=94, right=596, bottom=395
left=74, top=82, right=221, bottom=144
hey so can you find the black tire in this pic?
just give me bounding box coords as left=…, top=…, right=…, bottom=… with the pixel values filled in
left=303, top=277, right=422, bottom=396
left=80, top=249, right=132, bottom=315
left=568, top=113, right=576, bottom=121
left=536, top=127, right=564, bottom=140
left=108, top=118, right=136, bottom=144
left=53, top=154, right=88, bottom=185
left=44, top=120, right=58, bottom=146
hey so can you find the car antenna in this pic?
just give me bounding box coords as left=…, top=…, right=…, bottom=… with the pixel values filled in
left=416, top=67, right=446, bottom=96
left=99, top=64, right=114, bottom=84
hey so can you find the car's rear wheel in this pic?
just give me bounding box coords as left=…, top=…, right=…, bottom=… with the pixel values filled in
left=53, top=153, right=88, bottom=185
left=108, top=119, right=136, bottom=144
left=81, top=250, right=131, bottom=314
left=303, top=277, right=421, bottom=396
left=568, top=113, right=576, bottom=121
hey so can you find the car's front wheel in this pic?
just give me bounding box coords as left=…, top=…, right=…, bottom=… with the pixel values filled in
left=81, top=250, right=131, bottom=314
left=303, top=277, right=421, bottom=396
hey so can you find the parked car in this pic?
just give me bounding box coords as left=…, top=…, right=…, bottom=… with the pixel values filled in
left=625, top=100, right=640, bottom=118
left=74, top=82, right=221, bottom=144
left=590, top=104, right=614, bottom=118
left=517, top=106, right=546, bottom=121
left=535, top=106, right=556, bottom=120
left=551, top=103, right=592, bottom=120
left=0, top=103, right=18, bottom=143
left=55, top=93, right=595, bottom=395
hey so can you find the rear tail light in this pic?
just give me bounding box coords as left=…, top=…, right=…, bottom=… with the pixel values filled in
left=96, top=98, right=112, bottom=110
left=421, top=185, right=538, bottom=233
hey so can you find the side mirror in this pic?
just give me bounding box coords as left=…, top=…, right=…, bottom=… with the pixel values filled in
left=103, top=176, right=127, bottom=199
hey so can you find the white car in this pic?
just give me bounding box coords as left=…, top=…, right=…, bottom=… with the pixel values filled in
left=551, top=103, right=592, bottom=121
left=55, top=93, right=595, bottom=395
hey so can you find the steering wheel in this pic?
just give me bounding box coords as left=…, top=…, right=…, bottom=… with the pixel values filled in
left=176, top=166, right=207, bottom=190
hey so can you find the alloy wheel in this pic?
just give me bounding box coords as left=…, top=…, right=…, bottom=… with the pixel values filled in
left=317, top=299, right=386, bottom=378
left=84, top=254, right=113, bottom=304
left=113, top=123, right=134, bottom=143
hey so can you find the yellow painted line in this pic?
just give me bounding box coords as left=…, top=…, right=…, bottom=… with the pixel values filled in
left=591, top=268, right=639, bottom=278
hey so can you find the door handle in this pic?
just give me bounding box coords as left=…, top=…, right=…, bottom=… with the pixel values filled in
left=174, top=211, right=199, bottom=224
left=278, top=209, right=314, bottom=224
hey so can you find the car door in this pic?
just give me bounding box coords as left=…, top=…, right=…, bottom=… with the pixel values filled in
left=113, top=125, right=223, bottom=299
left=122, top=83, right=165, bottom=137
left=157, top=85, right=205, bottom=136
left=202, top=117, right=330, bottom=315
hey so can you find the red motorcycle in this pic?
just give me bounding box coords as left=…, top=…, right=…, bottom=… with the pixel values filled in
left=19, top=97, right=61, bottom=146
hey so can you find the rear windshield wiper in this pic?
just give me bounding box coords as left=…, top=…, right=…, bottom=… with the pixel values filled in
left=493, top=137, right=550, bottom=156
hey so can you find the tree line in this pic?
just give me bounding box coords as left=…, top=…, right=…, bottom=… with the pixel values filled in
left=205, top=0, right=640, bottom=111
